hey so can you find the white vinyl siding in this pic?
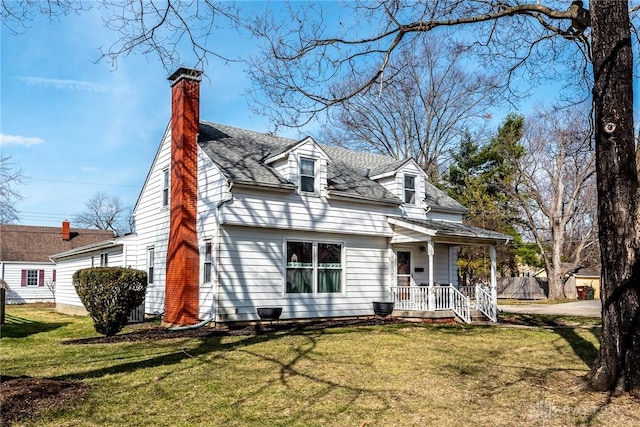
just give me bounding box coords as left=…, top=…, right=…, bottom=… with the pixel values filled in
left=216, top=226, right=389, bottom=321
left=220, top=187, right=396, bottom=237
left=133, top=128, right=172, bottom=314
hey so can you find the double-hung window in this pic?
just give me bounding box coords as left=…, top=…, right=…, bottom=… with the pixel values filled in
left=299, top=158, right=316, bottom=193
left=203, top=240, right=213, bottom=284
left=147, top=247, right=155, bottom=284
left=26, top=270, right=39, bottom=286
left=21, top=269, right=44, bottom=287
left=404, top=174, right=416, bottom=204
left=162, top=168, right=170, bottom=207
left=285, top=240, right=343, bottom=294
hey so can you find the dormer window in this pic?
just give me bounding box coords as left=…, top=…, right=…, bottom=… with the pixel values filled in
left=299, top=157, right=316, bottom=193
left=404, top=174, right=416, bottom=204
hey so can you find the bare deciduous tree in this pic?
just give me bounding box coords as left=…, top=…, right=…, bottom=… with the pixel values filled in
left=0, top=154, right=26, bottom=224
left=1, top=0, right=242, bottom=69
left=73, top=192, right=132, bottom=236
left=320, top=37, right=499, bottom=180
left=513, top=106, right=597, bottom=299
left=2, top=0, right=639, bottom=395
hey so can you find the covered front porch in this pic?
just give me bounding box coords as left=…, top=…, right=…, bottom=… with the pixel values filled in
left=386, top=217, right=510, bottom=323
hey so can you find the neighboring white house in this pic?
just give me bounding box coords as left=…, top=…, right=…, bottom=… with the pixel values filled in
left=51, top=234, right=138, bottom=315
left=49, top=68, right=509, bottom=325
left=0, top=222, right=113, bottom=304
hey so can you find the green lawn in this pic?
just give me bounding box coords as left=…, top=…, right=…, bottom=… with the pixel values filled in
left=1, top=306, right=638, bottom=426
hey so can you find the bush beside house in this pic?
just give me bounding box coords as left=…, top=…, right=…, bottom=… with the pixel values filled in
left=73, top=267, right=147, bottom=336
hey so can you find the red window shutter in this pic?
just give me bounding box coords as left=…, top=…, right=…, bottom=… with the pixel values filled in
left=39, top=270, right=45, bottom=287
left=53, top=270, right=57, bottom=282
left=21, top=270, right=27, bottom=287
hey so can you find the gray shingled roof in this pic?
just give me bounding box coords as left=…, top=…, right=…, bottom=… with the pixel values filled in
left=390, top=217, right=511, bottom=242
left=198, top=122, right=462, bottom=208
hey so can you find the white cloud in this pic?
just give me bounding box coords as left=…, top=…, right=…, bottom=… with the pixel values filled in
left=0, top=133, right=45, bottom=147
left=18, top=76, right=107, bottom=92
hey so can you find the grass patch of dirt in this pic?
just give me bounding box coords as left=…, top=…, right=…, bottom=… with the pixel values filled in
left=0, top=376, right=90, bottom=426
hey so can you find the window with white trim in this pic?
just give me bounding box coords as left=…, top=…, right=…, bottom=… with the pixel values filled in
left=26, top=270, right=39, bottom=286
left=404, top=174, right=416, bottom=204
left=285, top=240, right=343, bottom=294
left=100, top=253, right=109, bottom=267
left=203, top=240, right=212, bottom=283
left=162, top=168, right=170, bottom=207
left=21, top=269, right=44, bottom=287
left=299, top=157, right=316, bottom=193
left=147, top=247, right=155, bottom=284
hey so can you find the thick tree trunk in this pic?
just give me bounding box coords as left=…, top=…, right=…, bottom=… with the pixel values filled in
left=587, top=0, right=640, bottom=395
left=547, top=225, right=566, bottom=299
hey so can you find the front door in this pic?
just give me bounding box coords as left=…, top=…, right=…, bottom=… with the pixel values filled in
left=397, top=251, right=412, bottom=300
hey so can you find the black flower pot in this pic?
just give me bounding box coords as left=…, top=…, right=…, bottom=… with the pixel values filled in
left=372, top=301, right=394, bottom=317
left=257, top=307, right=283, bottom=320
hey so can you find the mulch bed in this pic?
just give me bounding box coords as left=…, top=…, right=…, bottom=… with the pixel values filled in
left=62, top=316, right=411, bottom=345
left=0, top=376, right=90, bottom=426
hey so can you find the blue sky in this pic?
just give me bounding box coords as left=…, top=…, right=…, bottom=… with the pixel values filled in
left=0, top=3, right=302, bottom=227
left=1, top=3, right=632, bottom=228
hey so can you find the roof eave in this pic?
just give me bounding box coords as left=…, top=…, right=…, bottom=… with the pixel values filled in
left=232, top=181, right=298, bottom=192
left=327, top=191, right=402, bottom=206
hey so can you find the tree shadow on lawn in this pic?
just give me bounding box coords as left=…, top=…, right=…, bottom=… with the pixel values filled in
left=56, top=320, right=401, bottom=424
left=1, top=314, right=70, bottom=339
left=553, top=326, right=600, bottom=367
left=57, top=318, right=407, bottom=381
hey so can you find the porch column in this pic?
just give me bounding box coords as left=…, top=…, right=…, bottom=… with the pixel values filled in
left=428, top=241, right=435, bottom=311
left=489, top=245, right=497, bottom=302
left=448, top=246, right=457, bottom=285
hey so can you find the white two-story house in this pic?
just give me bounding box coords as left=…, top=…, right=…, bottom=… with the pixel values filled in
left=129, top=68, right=508, bottom=326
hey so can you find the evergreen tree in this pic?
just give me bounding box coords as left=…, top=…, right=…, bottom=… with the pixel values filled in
left=445, top=114, right=526, bottom=285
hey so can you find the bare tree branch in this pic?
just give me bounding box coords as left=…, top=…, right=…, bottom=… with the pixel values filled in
left=0, top=154, right=27, bottom=224
left=247, top=0, right=592, bottom=128
left=73, top=191, right=132, bottom=236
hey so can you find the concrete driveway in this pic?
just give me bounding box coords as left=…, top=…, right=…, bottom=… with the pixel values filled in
left=498, top=300, right=602, bottom=317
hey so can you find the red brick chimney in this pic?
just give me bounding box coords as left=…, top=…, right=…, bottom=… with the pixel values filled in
left=61, top=220, right=71, bottom=241
left=164, top=67, right=203, bottom=326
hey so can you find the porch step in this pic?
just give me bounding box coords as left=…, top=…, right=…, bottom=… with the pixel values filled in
left=470, top=309, right=491, bottom=323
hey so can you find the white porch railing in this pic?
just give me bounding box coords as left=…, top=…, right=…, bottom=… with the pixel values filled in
left=389, top=285, right=471, bottom=324
left=475, top=285, right=497, bottom=322
left=458, top=286, right=476, bottom=307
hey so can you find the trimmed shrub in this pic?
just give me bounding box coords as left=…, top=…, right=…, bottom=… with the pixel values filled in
left=73, top=267, right=147, bottom=336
